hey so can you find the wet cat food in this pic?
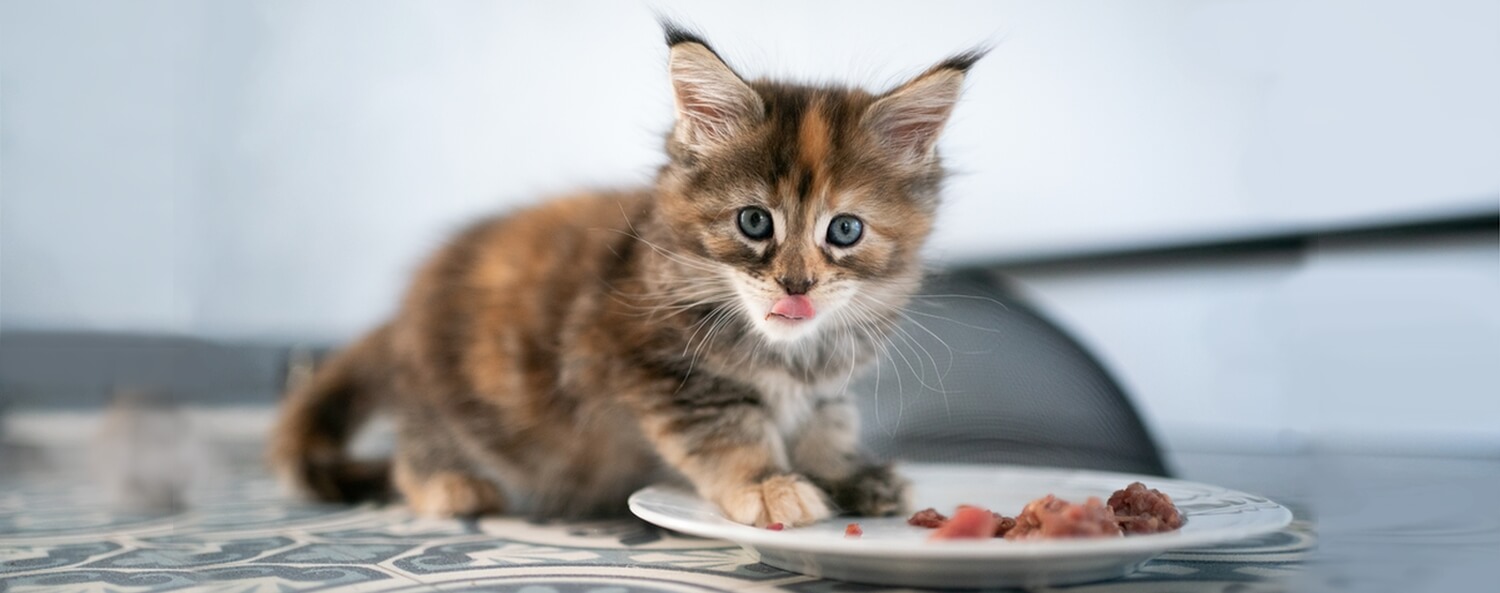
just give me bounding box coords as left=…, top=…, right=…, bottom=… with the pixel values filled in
left=910, top=482, right=1182, bottom=541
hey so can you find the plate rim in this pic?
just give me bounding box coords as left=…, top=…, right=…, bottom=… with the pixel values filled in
left=628, top=462, right=1294, bottom=560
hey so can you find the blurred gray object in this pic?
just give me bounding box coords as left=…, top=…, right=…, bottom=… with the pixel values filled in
left=856, top=269, right=1169, bottom=476
left=0, top=332, right=291, bottom=410
left=91, top=390, right=224, bottom=512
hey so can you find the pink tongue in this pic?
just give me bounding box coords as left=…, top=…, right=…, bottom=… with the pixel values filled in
left=769, top=295, right=816, bottom=320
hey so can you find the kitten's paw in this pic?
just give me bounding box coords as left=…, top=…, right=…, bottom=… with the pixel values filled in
left=398, top=470, right=505, bottom=518
left=830, top=463, right=911, bottom=517
left=718, top=474, right=833, bottom=527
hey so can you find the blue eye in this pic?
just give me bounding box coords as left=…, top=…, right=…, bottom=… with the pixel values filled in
left=827, top=215, right=863, bottom=247
left=738, top=207, right=773, bottom=240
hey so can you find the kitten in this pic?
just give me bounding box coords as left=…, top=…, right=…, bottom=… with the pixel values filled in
left=270, top=23, right=980, bottom=526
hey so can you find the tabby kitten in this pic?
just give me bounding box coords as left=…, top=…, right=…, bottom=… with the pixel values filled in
left=271, top=24, right=981, bottom=527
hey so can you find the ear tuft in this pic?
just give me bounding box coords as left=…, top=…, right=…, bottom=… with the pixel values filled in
left=934, top=47, right=990, bottom=73
left=661, top=19, right=711, bottom=48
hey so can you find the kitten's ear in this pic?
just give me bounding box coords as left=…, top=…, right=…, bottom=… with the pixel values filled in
left=665, top=25, right=763, bottom=151
left=864, top=50, right=985, bottom=166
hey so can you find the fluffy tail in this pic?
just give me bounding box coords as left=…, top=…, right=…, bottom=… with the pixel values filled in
left=269, top=325, right=393, bottom=503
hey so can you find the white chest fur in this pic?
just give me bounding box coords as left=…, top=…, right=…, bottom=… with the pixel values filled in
left=752, top=372, right=825, bottom=440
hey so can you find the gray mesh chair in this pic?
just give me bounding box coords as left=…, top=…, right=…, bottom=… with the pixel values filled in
left=855, top=269, right=1170, bottom=476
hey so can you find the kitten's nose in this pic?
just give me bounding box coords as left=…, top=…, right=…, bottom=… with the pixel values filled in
left=778, top=277, right=816, bottom=295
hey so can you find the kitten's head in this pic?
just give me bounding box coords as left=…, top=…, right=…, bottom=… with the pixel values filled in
left=654, top=24, right=980, bottom=344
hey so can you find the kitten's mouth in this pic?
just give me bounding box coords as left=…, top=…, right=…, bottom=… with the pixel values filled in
left=766, top=295, right=816, bottom=322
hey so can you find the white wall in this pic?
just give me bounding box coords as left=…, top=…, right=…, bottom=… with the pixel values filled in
left=4, top=0, right=1496, bottom=339
left=1010, top=232, right=1500, bottom=455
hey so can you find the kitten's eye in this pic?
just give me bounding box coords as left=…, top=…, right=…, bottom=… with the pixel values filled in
left=827, top=215, right=864, bottom=247
left=737, top=206, right=773, bottom=240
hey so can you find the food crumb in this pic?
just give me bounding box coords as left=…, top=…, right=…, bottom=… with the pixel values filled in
left=765, top=522, right=784, bottom=531
left=844, top=522, right=863, bottom=537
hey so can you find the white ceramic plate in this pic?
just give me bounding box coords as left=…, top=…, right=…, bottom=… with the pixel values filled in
left=628, top=463, right=1293, bottom=588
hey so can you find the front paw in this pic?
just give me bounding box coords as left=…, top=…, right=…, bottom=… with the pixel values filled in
left=829, top=464, right=911, bottom=517
left=717, top=474, right=833, bottom=527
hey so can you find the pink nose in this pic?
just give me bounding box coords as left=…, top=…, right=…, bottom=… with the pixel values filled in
left=768, top=295, right=816, bottom=320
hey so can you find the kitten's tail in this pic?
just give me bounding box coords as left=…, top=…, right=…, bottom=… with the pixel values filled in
left=268, top=325, right=393, bottom=503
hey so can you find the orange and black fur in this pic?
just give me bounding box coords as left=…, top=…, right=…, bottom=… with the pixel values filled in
left=271, top=23, right=981, bottom=526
